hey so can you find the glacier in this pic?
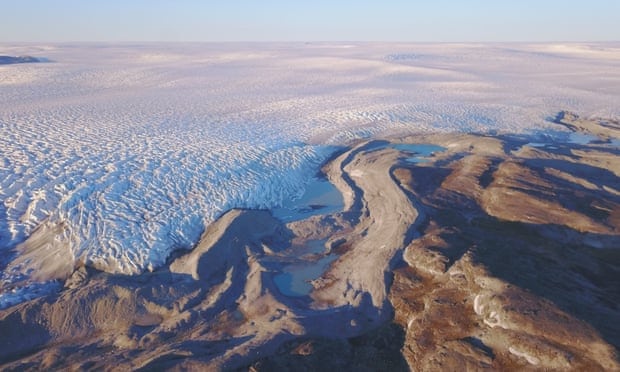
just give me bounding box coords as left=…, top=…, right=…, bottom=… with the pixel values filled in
left=1, top=42, right=620, bottom=301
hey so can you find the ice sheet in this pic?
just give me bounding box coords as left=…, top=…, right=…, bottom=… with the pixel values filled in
left=1, top=42, right=619, bottom=301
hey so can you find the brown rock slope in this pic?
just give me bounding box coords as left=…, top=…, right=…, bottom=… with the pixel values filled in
left=389, top=116, right=620, bottom=370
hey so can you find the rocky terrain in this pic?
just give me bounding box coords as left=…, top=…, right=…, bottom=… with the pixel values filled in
left=0, top=56, right=43, bottom=65
left=0, top=112, right=618, bottom=370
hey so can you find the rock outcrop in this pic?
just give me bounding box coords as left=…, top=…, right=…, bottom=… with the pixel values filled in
left=0, top=56, right=43, bottom=65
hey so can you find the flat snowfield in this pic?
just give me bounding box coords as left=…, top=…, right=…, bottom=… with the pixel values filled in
left=1, top=43, right=619, bottom=291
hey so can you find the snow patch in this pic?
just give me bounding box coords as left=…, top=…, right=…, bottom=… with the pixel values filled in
left=509, top=346, right=540, bottom=365
left=349, top=169, right=365, bottom=178
left=473, top=294, right=485, bottom=315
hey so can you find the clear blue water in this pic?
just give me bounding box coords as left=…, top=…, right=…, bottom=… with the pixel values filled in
left=272, top=177, right=344, bottom=223
left=273, top=240, right=336, bottom=297
left=523, top=131, right=614, bottom=151
left=391, top=143, right=446, bottom=163
left=524, top=142, right=558, bottom=150
left=569, top=132, right=598, bottom=145
left=365, top=141, right=446, bottom=163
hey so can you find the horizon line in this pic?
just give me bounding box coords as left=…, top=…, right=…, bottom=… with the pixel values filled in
left=2, top=39, right=620, bottom=45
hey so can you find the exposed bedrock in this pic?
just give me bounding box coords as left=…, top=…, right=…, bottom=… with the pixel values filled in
left=0, top=56, right=44, bottom=65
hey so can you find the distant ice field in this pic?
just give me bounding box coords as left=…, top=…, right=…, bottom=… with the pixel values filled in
left=1, top=43, right=619, bottom=294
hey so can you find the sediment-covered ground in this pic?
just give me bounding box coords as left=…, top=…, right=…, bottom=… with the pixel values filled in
left=0, top=112, right=618, bottom=370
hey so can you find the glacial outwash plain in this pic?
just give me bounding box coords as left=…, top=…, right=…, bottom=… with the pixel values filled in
left=0, top=43, right=619, bottom=370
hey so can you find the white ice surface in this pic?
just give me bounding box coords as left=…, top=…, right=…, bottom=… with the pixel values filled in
left=1, top=43, right=619, bottom=302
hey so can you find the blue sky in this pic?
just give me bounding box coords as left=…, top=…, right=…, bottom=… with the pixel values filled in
left=2, top=0, right=619, bottom=42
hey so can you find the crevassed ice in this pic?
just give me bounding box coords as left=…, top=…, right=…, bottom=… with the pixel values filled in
left=1, top=42, right=620, bottom=291
left=1, top=126, right=331, bottom=274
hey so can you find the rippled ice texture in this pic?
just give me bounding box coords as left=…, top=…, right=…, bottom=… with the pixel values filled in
left=1, top=42, right=619, bottom=282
